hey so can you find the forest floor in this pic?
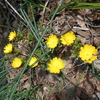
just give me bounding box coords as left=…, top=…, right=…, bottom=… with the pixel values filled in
left=0, top=0, right=100, bottom=100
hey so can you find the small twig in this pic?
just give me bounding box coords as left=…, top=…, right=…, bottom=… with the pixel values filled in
left=89, top=28, right=94, bottom=45
left=66, top=17, right=73, bottom=29
left=59, top=46, right=67, bottom=58
left=73, top=26, right=89, bottom=31
left=42, top=0, right=50, bottom=17
left=5, top=0, right=25, bottom=22
left=41, top=0, right=50, bottom=28
left=74, top=62, right=86, bottom=67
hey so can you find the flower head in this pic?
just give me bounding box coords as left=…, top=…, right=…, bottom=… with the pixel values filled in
left=46, top=34, right=58, bottom=48
left=47, top=57, right=65, bottom=73
left=60, top=31, right=76, bottom=45
left=79, top=44, right=98, bottom=63
left=12, top=58, right=22, bottom=68
left=8, top=31, right=17, bottom=41
left=28, top=57, right=38, bottom=68
left=3, top=43, right=13, bottom=53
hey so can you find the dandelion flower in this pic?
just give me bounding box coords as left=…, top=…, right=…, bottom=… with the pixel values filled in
left=79, top=44, right=98, bottom=63
left=46, top=34, right=58, bottom=48
left=28, top=57, right=38, bottom=68
left=8, top=31, right=17, bottom=41
left=12, top=58, right=22, bottom=68
left=47, top=57, right=65, bottom=73
left=60, top=31, right=76, bottom=45
left=4, top=43, right=13, bottom=53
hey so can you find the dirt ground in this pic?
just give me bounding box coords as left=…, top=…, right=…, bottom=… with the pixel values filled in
left=0, top=0, right=100, bottom=100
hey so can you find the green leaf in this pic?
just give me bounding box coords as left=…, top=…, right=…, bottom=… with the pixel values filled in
left=71, top=38, right=82, bottom=57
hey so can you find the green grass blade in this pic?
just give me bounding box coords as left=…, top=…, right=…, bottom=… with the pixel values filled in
left=74, top=3, right=100, bottom=6
left=94, top=75, right=100, bottom=80
left=29, top=3, right=38, bottom=32
left=61, top=75, right=77, bottom=100
left=20, top=8, right=45, bottom=54
left=70, top=3, right=100, bottom=9
left=92, top=62, right=100, bottom=80
left=92, top=62, right=95, bottom=74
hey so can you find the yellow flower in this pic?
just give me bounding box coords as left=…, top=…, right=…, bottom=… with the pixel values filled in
left=79, top=44, right=98, bottom=63
left=12, top=58, right=22, bottom=68
left=60, top=31, right=76, bottom=45
left=8, top=31, right=17, bottom=41
left=45, top=34, right=58, bottom=48
left=47, top=57, right=65, bottom=73
left=28, top=57, right=38, bottom=68
left=3, top=43, right=13, bottom=53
